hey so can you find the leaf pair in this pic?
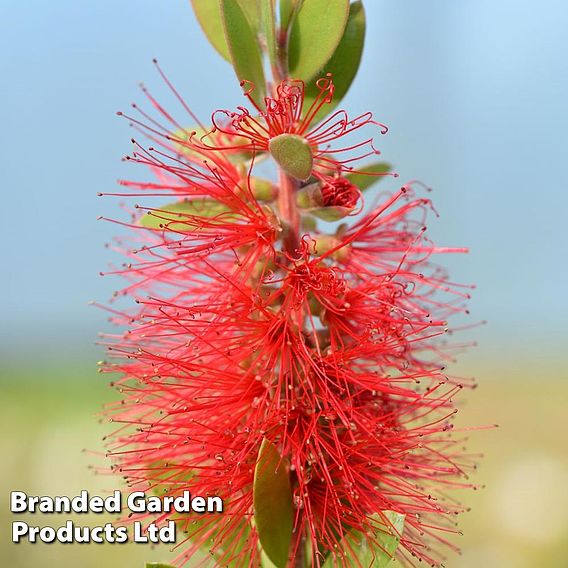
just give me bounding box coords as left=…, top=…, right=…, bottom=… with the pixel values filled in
left=192, top=0, right=366, bottom=122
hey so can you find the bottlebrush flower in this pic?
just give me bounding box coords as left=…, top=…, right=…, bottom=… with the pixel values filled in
left=100, top=65, right=476, bottom=568
left=200, top=76, right=388, bottom=182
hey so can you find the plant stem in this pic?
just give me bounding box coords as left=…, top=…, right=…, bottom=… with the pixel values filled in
left=271, top=7, right=301, bottom=258
left=278, top=169, right=300, bottom=256
left=271, top=11, right=305, bottom=568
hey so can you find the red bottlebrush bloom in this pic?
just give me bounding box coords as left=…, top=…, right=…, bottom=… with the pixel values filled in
left=100, top=63, right=476, bottom=568
left=203, top=76, right=388, bottom=180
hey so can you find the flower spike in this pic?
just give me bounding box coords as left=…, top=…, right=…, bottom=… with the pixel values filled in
left=100, top=8, right=481, bottom=567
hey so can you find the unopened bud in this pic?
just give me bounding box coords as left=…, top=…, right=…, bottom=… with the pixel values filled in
left=296, top=182, right=324, bottom=209
left=309, top=177, right=361, bottom=221
left=296, top=177, right=361, bottom=221
left=269, top=134, right=314, bottom=181
left=250, top=177, right=278, bottom=201
left=312, top=235, right=351, bottom=262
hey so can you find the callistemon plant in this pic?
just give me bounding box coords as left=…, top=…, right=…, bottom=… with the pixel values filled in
left=99, top=1, right=478, bottom=567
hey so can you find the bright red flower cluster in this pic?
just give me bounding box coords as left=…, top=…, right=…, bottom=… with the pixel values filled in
left=100, top=66, right=476, bottom=568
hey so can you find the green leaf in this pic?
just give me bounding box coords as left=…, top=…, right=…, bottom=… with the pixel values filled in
left=221, top=0, right=266, bottom=106
left=253, top=439, right=293, bottom=568
left=371, top=511, right=405, bottom=567
left=260, top=0, right=277, bottom=68
left=269, top=133, right=313, bottom=180
left=145, top=564, right=175, bottom=568
left=303, top=1, right=366, bottom=123
left=190, top=0, right=260, bottom=62
left=139, top=199, right=229, bottom=232
left=288, top=0, right=350, bottom=82
left=322, top=511, right=405, bottom=568
left=296, top=181, right=323, bottom=208
left=346, top=162, right=392, bottom=192
left=260, top=547, right=279, bottom=568
left=238, top=0, right=262, bottom=33
left=190, top=0, right=231, bottom=61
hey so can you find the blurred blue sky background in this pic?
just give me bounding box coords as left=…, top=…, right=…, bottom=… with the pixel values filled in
left=1, top=0, right=566, bottom=375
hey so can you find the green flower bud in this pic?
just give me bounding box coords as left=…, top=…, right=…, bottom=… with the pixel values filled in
left=296, top=182, right=324, bottom=209
left=312, top=234, right=351, bottom=262
left=250, top=177, right=278, bottom=201
left=268, top=134, right=314, bottom=181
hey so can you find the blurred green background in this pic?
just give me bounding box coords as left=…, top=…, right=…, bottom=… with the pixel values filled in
left=1, top=0, right=567, bottom=566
